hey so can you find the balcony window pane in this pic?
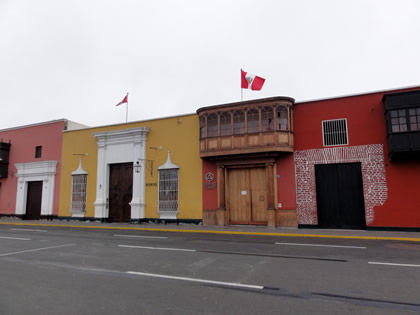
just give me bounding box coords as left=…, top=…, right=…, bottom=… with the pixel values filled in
left=392, top=125, right=400, bottom=132
left=207, top=114, right=218, bottom=137
left=233, top=111, right=245, bottom=134
left=261, top=107, right=274, bottom=131
left=200, top=116, right=206, bottom=138
left=220, top=112, right=232, bottom=136
left=390, top=109, right=407, bottom=133
left=247, top=109, right=259, bottom=133
left=276, top=106, right=288, bottom=131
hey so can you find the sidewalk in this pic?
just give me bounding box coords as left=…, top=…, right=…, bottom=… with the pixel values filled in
left=1, top=217, right=420, bottom=242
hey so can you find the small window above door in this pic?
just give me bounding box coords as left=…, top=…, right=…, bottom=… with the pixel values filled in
left=35, top=146, right=42, bottom=158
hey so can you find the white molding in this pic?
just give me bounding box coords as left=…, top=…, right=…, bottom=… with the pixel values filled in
left=93, top=127, right=150, bottom=220
left=158, top=151, right=179, bottom=170
left=14, top=161, right=58, bottom=216
left=72, top=158, right=88, bottom=175
left=158, top=210, right=179, bottom=220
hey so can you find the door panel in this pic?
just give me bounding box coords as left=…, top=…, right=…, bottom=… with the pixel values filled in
left=228, top=167, right=267, bottom=224
left=24, top=181, right=43, bottom=220
left=109, top=163, right=133, bottom=222
left=315, top=163, right=366, bottom=229
left=250, top=168, right=267, bottom=223
left=228, top=168, right=250, bottom=222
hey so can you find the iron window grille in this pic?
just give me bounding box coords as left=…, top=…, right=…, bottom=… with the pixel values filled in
left=322, top=119, right=348, bottom=146
left=158, top=169, right=179, bottom=213
left=71, top=174, right=87, bottom=211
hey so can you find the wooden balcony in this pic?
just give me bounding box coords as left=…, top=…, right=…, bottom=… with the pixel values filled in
left=197, top=97, right=294, bottom=158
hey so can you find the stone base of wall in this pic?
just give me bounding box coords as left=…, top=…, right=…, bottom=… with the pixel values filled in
left=276, top=209, right=298, bottom=227
left=202, top=209, right=218, bottom=225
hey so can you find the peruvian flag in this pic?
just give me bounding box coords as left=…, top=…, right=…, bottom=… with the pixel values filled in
left=115, top=94, right=128, bottom=106
left=241, top=69, right=265, bottom=90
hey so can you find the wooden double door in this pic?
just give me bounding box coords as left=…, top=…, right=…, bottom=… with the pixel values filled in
left=227, top=167, right=267, bottom=224
left=108, top=163, right=133, bottom=222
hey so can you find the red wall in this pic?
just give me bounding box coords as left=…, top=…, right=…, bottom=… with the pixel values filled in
left=202, top=160, right=218, bottom=210
left=276, top=154, right=296, bottom=210
left=0, top=121, right=65, bottom=215
left=294, top=87, right=420, bottom=227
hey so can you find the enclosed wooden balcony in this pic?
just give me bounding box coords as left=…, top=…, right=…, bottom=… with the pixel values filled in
left=197, top=97, right=294, bottom=158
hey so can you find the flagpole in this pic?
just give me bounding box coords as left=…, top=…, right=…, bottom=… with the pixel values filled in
left=126, top=93, right=129, bottom=123
left=240, top=69, right=243, bottom=102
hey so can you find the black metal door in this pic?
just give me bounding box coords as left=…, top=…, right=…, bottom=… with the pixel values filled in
left=315, top=163, right=366, bottom=229
left=24, top=181, right=43, bottom=220
left=109, top=163, right=133, bottom=222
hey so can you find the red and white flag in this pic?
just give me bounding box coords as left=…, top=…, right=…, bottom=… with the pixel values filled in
left=115, top=94, right=128, bottom=106
left=241, top=69, right=265, bottom=91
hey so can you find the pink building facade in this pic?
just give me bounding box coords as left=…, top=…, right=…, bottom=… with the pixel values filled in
left=0, top=120, right=85, bottom=219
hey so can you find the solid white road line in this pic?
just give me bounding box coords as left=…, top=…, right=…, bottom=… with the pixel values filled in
left=114, top=234, right=168, bottom=239
left=275, top=242, right=366, bottom=249
left=368, top=261, right=420, bottom=268
left=0, top=236, right=30, bottom=241
left=118, top=245, right=196, bottom=252
left=0, top=243, right=76, bottom=257
left=127, top=271, right=264, bottom=290
left=11, top=228, right=47, bottom=233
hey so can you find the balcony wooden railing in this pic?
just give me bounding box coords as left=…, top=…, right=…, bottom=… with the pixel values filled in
left=197, top=97, right=294, bottom=158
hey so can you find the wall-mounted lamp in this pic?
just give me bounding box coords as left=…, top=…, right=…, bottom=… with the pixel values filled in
left=134, top=160, right=141, bottom=173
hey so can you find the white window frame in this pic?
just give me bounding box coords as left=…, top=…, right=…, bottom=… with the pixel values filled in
left=322, top=118, right=349, bottom=147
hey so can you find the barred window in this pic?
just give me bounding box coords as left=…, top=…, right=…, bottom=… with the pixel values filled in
left=322, top=119, right=348, bottom=146
left=247, top=108, right=259, bottom=133
left=158, top=169, right=178, bottom=212
left=71, top=174, right=87, bottom=211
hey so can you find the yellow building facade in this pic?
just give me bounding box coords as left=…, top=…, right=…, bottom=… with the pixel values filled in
left=58, top=114, right=202, bottom=222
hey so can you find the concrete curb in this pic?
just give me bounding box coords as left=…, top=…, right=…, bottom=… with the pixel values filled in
left=1, top=222, right=420, bottom=242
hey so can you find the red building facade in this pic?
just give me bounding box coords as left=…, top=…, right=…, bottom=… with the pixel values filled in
left=200, top=86, right=420, bottom=229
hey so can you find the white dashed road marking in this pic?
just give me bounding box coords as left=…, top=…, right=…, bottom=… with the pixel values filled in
left=0, top=243, right=76, bottom=257
left=368, top=262, right=420, bottom=268
left=118, top=245, right=196, bottom=252
left=11, top=228, right=47, bottom=233
left=0, top=236, right=30, bottom=241
left=275, top=242, right=366, bottom=249
left=127, top=271, right=265, bottom=290
left=114, top=234, right=168, bottom=239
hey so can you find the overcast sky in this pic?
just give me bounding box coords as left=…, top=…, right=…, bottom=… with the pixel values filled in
left=0, top=0, right=419, bottom=129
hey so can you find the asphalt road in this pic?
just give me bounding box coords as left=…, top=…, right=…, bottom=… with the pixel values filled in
left=0, top=225, right=419, bottom=314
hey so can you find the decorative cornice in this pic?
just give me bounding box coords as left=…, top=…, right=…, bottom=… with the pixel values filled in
left=15, top=160, right=58, bottom=177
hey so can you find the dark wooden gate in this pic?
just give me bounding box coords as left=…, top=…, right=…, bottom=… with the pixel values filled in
left=315, top=163, right=366, bottom=229
left=24, top=181, right=43, bottom=220
left=109, top=163, right=133, bottom=222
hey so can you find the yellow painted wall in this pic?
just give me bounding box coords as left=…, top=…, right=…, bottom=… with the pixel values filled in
left=59, top=114, right=202, bottom=219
